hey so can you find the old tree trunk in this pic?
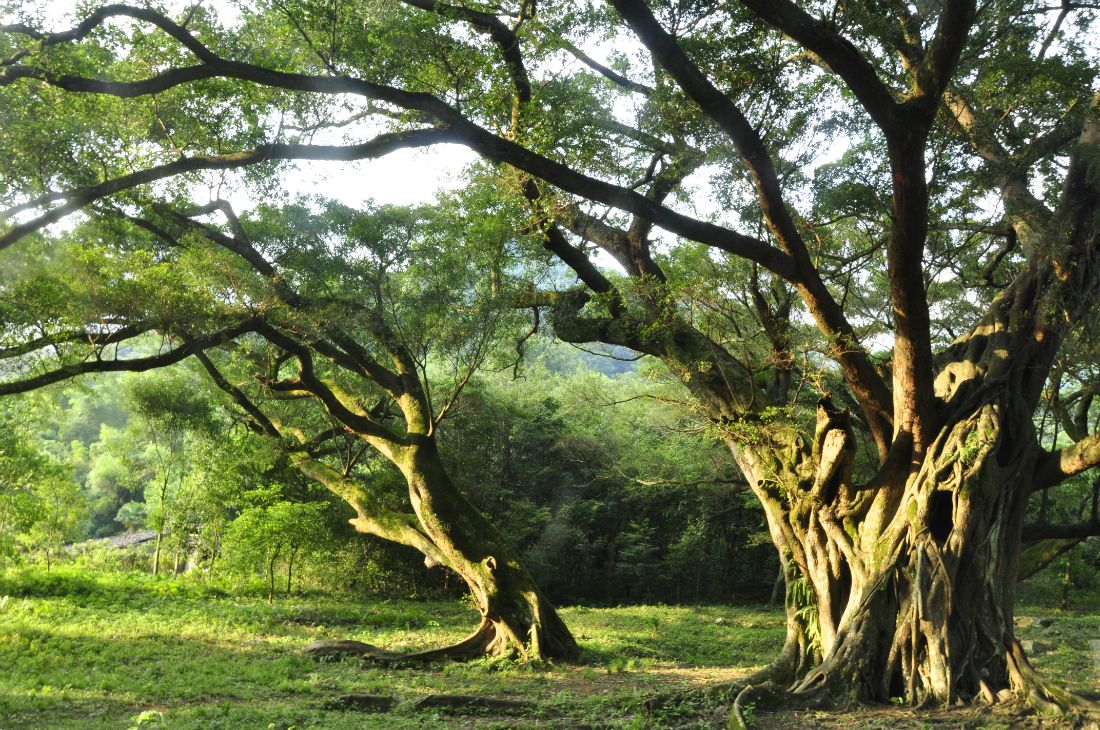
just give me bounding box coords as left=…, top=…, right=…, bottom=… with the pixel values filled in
left=684, top=269, right=1098, bottom=710
left=291, top=439, right=577, bottom=662
left=397, top=440, right=577, bottom=661
left=539, top=80, right=1100, bottom=709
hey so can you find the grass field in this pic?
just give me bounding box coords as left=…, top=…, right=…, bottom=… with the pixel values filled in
left=0, top=568, right=1097, bottom=729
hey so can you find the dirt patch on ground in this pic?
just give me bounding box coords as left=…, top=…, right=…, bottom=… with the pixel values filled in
left=755, top=703, right=1097, bottom=730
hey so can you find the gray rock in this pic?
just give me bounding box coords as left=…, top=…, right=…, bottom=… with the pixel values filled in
left=326, top=694, right=395, bottom=712
left=1020, top=639, right=1054, bottom=654
left=413, top=694, right=536, bottom=713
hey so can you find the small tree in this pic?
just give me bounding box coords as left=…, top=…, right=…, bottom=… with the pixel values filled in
left=124, top=372, right=215, bottom=576
left=0, top=405, right=83, bottom=569
left=223, top=500, right=329, bottom=602
left=21, top=472, right=84, bottom=572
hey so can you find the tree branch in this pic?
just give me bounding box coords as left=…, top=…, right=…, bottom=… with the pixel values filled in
left=0, top=323, right=152, bottom=360
left=0, top=129, right=453, bottom=251
left=1033, top=433, right=1100, bottom=490
left=1022, top=520, right=1100, bottom=540
left=0, top=5, right=798, bottom=279
left=0, top=320, right=258, bottom=395
left=736, top=0, right=900, bottom=132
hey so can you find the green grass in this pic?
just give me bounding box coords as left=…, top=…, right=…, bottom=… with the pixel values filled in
left=0, top=568, right=1096, bottom=729
left=0, top=568, right=783, bottom=729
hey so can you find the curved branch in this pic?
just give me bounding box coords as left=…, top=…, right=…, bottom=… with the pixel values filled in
left=606, top=0, right=895, bottom=454
left=0, top=129, right=453, bottom=250
left=400, top=0, right=531, bottom=103
left=0, top=323, right=151, bottom=359
left=172, top=206, right=406, bottom=397
left=0, top=7, right=797, bottom=280
left=252, top=322, right=410, bottom=453
left=736, top=0, right=900, bottom=132
left=1017, top=538, right=1085, bottom=580
left=0, top=320, right=257, bottom=395
left=553, top=36, right=654, bottom=95
left=1033, top=433, right=1100, bottom=490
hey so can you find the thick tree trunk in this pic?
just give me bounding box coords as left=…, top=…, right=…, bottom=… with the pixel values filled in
left=719, top=310, right=1094, bottom=713
left=728, top=398, right=1078, bottom=708
left=394, top=439, right=579, bottom=661
left=291, top=445, right=578, bottom=662
left=644, top=271, right=1098, bottom=713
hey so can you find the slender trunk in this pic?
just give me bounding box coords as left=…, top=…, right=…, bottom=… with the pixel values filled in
left=268, top=545, right=280, bottom=605
left=1060, top=557, right=1071, bottom=611
left=286, top=545, right=296, bottom=596
left=288, top=439, right=577, bottom=660
left=768, top=569, right=784, bottom=607
left=152, top=530, right=163, bottom=577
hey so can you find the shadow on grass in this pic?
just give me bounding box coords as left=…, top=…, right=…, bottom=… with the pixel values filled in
left=562, top=604, right=786, bottom=669
left=0, top=624, right=317, bottom=701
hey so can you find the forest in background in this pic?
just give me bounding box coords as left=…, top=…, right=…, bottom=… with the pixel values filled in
left=4, top=334, right=1098, bottom=610
left=0, top=337, right=787, bottom=607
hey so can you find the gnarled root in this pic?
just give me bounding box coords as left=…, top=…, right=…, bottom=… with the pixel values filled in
left=728, top=681, right=785, bottom=730
left=644, top=634, right=805, bottom=712
left=1005, top=639, right=1100, bottom=718
left=306, top=618, right=505, bottom=666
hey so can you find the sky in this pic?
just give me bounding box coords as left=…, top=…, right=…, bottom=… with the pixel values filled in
left=8, top=0, right=480, bottom=210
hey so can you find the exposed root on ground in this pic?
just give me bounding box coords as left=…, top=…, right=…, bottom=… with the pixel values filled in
left=304, top=616, right=569, bottom=666
left=1005, top=639, right=1100, bottom=718
left=643, top=642, right=801, bottom=712
left=305, top=618, right=513, bottom=665
left=729, top=681, right=785, bottom=730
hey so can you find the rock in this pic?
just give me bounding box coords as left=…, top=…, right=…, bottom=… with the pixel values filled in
left=325, top=694, right=395, bottom=712
left=1036, top=616, right=1055, bottom=628
left=714, top=617, right=726, bottom=626
left=1020, top=639, right=1054, bottom=654
left=413, top=694, right=536, bottom=713
left=304, top=639, right=389, bottom=659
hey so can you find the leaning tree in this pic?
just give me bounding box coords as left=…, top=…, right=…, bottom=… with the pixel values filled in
left=1, top=0, right=1098, bottom=712
left=0, top=199, right=578, bottom=660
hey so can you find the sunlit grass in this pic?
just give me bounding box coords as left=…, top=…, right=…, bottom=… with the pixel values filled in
left=0, top=567, right=1095, bottom=729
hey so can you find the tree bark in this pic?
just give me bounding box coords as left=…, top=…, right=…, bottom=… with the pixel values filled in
left=615, top=268, right=1100, bottom=710
left=288, top=445, right=578, bottom=661
left=391, top=439, right=579, bottom=661
left=717, top=285, right=1094, bottom=710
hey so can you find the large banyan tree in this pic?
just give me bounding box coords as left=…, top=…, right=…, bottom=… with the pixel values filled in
left=1, top=0, right=1099, bottom=712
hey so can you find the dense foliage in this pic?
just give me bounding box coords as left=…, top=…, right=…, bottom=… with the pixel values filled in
left=0, top=343, right=782, bottom=605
